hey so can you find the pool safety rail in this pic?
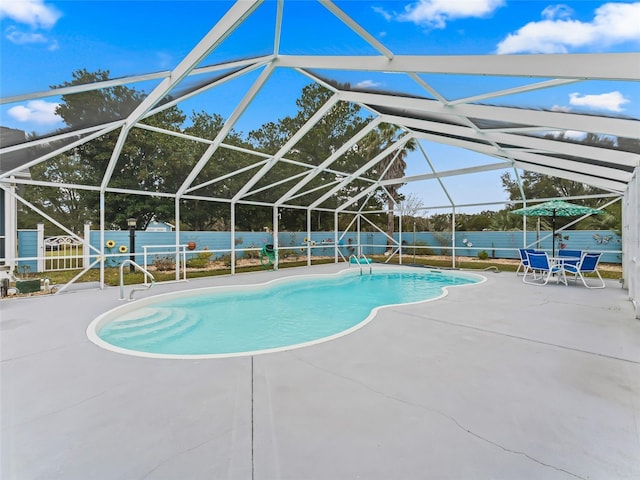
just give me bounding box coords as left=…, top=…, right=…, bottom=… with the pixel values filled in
left=142, top=244, right=187, bottom=283
left=349, top=254, right=372, bottom=275
left=120, top=260, right=155, bottom=301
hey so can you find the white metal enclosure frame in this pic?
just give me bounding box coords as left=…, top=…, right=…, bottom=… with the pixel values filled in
left=0, top=0, right=638, bottom=313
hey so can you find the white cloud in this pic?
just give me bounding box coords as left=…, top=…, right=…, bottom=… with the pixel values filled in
left=568, top=91, right=629, bottom=112
left=8, top=100, right=61, bottom=125
left=355, top=80, right=382, bottom=89
left=377, top=0, right=504, bottom=28
left=551, top=104, right=572, bottom=112
left=497, top=2, right=640, bottom=53
left=541, top=4, right=574, bottom=20
left=5, top=26, right=47, bottom=45
left=155, top=51, right=173, bottom=69
left=562, top=130, right=587, bottom=140
left=544, top=129, right=587, bottom=140
left=372, top=6, right=393, bottom=22
left=0, top=0, right=61, bottom=28
left=1, top=0, right=61, bottom=49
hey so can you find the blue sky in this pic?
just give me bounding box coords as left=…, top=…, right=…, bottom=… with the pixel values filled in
left=1, top=0, right=639, bottom=212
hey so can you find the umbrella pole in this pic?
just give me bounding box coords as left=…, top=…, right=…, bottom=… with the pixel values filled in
left=552, top=213, right=556, bottom=257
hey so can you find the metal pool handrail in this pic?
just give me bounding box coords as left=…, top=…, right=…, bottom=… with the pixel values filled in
left=349, top=254, right=372, bottom=275
left=120, top=260, right=155, bottom=301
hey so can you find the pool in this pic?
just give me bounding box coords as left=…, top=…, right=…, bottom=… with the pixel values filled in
left=87, top=266, right=484, bottom=359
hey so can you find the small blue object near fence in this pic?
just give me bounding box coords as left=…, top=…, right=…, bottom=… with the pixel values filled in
left=349, top=256, right=372, bottom=264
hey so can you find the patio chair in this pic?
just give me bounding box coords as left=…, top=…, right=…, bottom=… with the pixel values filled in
left=516, top=248, right=537, bottom=276
left=557, top=249, right=582, bottom=267
left=564, top=252, right=605, bottom=289
left=523, top=252, right=566, bottom=286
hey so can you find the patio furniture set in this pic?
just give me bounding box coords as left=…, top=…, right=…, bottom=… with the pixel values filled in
left=516, top=248, right=605, bottom=288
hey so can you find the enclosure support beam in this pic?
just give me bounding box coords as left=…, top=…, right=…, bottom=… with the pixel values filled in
left=319, top=1, right=394, bottom=59
left=83, top=222, right=91, bottom=269
left=276, top=53, right=640, bottom=80
left=231, top=202, right=236, bottom=275
left=310, top=134, right=413, bottom=209
left=334, top=211, right=339, bottom=264
left=513, top=167, right=528, bottom=249
left=99, top=192, right=105, bottom=289
left=178, top=62, right=276, bottom=198
left=1, top=182, right=17, bottom=273
left=174, top=198, right=181, bottom=282
left=307, top=209, right=312, bottom=267
left=275, top=118, right=382, bottom=207
left=0, top=122, right=124, bottom=181
left=357, top=214, right=361, bottom=258
left=398, top=212, right=403, bottom=265
left=235, top=94, right=340, bottom=202
left=36, top=223, right=44, bottom=272
left=273, top=207, right=279, bottom=271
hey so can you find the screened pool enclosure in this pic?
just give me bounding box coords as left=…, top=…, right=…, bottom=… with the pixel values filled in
left=0, top=1, right=638, bottom=315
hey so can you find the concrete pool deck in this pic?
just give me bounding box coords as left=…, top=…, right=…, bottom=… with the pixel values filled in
left=1, top=263, right=639, bottom=479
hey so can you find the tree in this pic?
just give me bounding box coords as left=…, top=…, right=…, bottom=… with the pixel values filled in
left=179, top=111, right=250, bottom=230
left=19, top=152, right=97, bottom=233
left=247, top=83, right=380, bottom=230
left=55, top=69, right=143, bottom=129
left=399, top=193, right=429, bottom=231
left=429, top=213, right=452, bottom=232
left=361, top=123, right=416, bottom=248
left=500, top=170, right=603, bottom=203
left=48, top=69, right=191, bottom=230
left=499, top=130, right=624, bottom=232
left=455, top=211, right=494, bottom=231
left=500, top=170, right=612, bottom=231
left=18, top=68, right=144, bottom=231
left=489, top=210, right=522, bottom=231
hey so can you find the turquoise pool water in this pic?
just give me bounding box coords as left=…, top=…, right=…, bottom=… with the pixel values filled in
left=90, top=268, right=482, bottom=358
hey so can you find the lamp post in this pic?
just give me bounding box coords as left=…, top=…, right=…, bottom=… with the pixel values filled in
left=127, top=218, right=136, bottom=273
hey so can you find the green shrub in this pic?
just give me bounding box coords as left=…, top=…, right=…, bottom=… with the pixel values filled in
left=197, top=248, right=213, bottom=261
left=186, top=249, right=213, bottom=268
left=477, top=250, right=489, bottom=260
left=246, top=243, right=260, bottom=259
left=186, top=258, right=209, bottom=269
left=153, top=256, right=175, bottom=271
left=219, top=254, right=232, bottom=267
left=405, top=240, right=435, bottom=256
left=279, top=248, right=298, bottom=261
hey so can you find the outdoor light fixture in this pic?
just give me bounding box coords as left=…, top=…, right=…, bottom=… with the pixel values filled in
left=127, top=218, right=136, bottom=273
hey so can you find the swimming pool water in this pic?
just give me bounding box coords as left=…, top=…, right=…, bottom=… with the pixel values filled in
left=93, top=268, right=481, bottom=358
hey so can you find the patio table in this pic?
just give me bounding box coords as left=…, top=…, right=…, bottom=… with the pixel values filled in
left=548, top=256, right=581, bottom=285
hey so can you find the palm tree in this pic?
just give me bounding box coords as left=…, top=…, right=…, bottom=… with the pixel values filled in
left=363, top=123, right=417, bottom=250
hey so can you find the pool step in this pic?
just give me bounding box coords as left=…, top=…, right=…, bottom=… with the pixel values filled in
left=108, top=307, right=174, bottom=331
left=106, top=308, right=197, bottom=343
left=134, top=314, right=201, bottom=347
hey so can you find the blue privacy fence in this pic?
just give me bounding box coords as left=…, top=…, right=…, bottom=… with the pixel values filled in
left=16, top=229, right=621, bottom=273
left=399, top=230, right=621, bottom=264
left=16, top=229, right=39, bottom=273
